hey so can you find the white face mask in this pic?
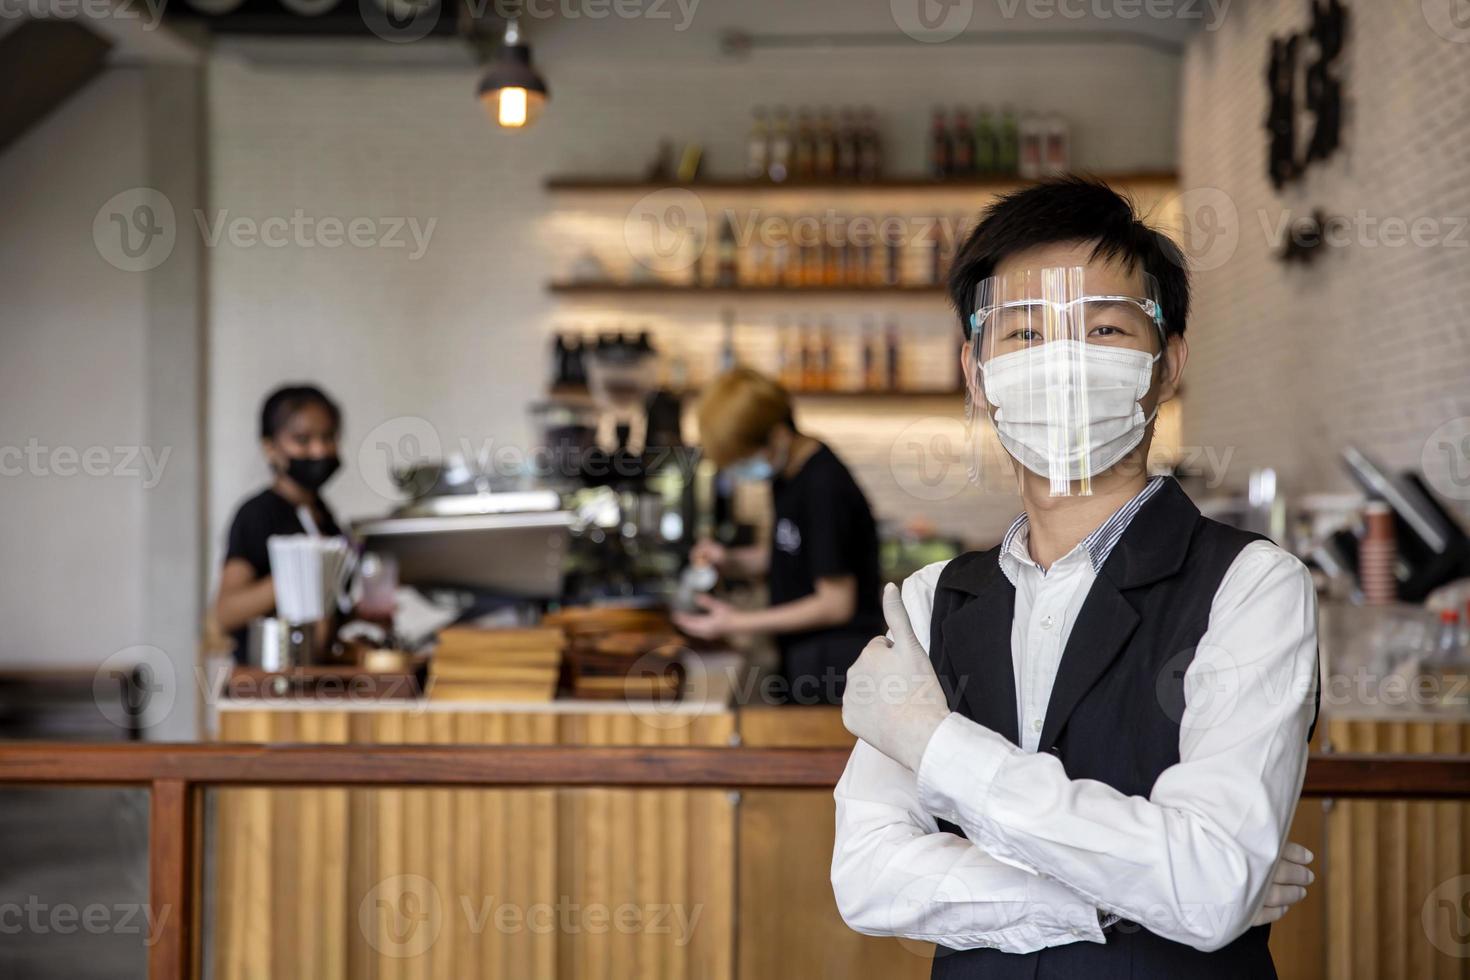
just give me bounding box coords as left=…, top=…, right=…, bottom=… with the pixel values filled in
left=980, top=339, right=1160, bottom=482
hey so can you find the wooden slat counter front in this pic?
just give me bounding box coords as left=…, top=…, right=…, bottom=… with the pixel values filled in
left=210, top=666, right=1470, bottom=980
left=211, top=655, right=742, bottom=980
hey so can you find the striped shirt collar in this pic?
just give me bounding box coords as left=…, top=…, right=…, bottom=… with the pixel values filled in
left=999, top=476, right=1168, bottom=583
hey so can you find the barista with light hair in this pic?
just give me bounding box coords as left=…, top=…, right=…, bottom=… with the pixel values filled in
left=672, top=367, right=883, bottom=705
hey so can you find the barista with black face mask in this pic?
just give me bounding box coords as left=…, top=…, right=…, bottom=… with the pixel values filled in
left=214, top=384, right=345, bottom=662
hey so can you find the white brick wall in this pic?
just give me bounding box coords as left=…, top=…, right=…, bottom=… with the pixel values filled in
left=1179, top=0, right=1470, bottom=519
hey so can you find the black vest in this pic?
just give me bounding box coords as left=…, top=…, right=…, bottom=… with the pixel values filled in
left=925, top=479, right=1318, bottom=980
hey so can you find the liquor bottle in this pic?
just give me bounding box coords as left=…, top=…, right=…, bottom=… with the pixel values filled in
left=716, top=213, right=738, bottom=287
left=858, top=106, right=883, bottom=182
left=549, top=332, right=566, bottom=387
left=837, top=107, right=860, bottom=179
left=746, top=107, right=769, bottom=180
left=775, top=315, right=796, bottom=388
left=928, top=220, right=949, bottom=285
left=782, top=218, right=804, bottom=288
left=797, top=316, right=815, bottom=390
left=861, top=316, right=880, bottom=390
left=928, top=106, right=951, bottom=179
left=1019, top=113, right=1044, bottom=179
left=719, top=309, right=737, bottom=373
left=883, top=216, right=903, bottom=286
left=768, top=108, right=792, bottom=183
left=951, top=107, right=976, bottom=177
left=974, top=105, right=997, bottom=175
left=817, top=316, right=835, bottom=390
left=847, top=216, right=872, bottom=285
left=824, top=217, right=843, bottom=285
left=771, top=216, right=791, bottom=286
left=815, top=107, right=838, bottom=178
left=1043, top=115, right=1070, bottom=175
left=997, top=105, right=1020, bottom=176
left=884, top=318, right=902, bottom=390
left=794, top=109, right=816, bottom=180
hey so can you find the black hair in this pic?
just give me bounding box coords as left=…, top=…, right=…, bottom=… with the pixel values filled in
left=947, top=175, right=1190, bottom=340
left=260, top=384, right=341, bottom=440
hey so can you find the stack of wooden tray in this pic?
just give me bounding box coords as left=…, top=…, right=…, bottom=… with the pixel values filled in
left=543, top=607, right=686, bottom=702
left=427, top=626, right=564, bottom=702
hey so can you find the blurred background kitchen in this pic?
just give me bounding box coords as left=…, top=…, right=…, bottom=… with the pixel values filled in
left=3, top=0, right=1470, bottom=977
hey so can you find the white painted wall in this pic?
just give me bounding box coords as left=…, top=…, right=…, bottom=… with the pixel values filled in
left=0, top=70, right=152, bottom=670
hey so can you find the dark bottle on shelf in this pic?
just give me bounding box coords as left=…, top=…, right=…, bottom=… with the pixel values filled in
left=974, top=105, right=997, bottom=175
left=837, top=107, right=860, bottom=179
left=884, top=318, right=902, bottom=390
left=951, top=108, right=976, bottom=177
left=882, top=216, right=904, bottom=286
left=815, top=108, right=838, bottom=178
left=768, top=107, right=792, bottom=183
left=550, top=333, right=569, bottom=387
left=928, top=106, right=951, bottom=180
left=858, top=106, right=883, bottom=182
left=848, top=216, right=872, bottom=285
left=861, top=316, right=880, bottom=390
left=817, top=316, right=835, bottom=390
left=928, top=220, right=950, bottom=285
left=716, top=213, right=739, bottom=287
left=997, top=105, right=1020, bottom=176
left=797, top=316, right=815, bottom=390
left=567, top=333, right=587, bottom=387
left=794, top=109, right=816, bottom=180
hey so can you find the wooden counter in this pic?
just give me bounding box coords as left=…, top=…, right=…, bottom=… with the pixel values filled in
left=209, top=674, right=1470, bottom=979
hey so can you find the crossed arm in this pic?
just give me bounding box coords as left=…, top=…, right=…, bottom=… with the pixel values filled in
left=831, top=547, right=1320, bottom=953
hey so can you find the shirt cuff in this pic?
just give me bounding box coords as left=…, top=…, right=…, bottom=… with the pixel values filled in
left=915, top=712, right=1017, bottom=829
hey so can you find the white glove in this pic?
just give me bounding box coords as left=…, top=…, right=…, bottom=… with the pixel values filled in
left=1252, top=842, right=1315, bottom=925
left=842, top=582, right=952, bottom=772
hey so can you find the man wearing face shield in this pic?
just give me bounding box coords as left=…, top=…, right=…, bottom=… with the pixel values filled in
left=672, top=367, right=884, bottom=706
left=832, top=178, right=1320, bottom=978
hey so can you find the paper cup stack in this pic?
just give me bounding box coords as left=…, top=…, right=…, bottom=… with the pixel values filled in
left=267, top=535, right=353, bottom=625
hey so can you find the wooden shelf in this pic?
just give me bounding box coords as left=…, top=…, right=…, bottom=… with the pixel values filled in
left=544, top=171, right=1177, bottom=192
left=548, top=282, right=944, bottom=297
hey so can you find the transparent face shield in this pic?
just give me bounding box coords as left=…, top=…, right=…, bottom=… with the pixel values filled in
left=967, top=265, right=1167, bottom=496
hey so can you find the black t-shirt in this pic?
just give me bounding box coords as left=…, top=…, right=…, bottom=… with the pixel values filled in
left=223, top=488, right=342, bottom=659
left=768, top=443, right=884, bottom=660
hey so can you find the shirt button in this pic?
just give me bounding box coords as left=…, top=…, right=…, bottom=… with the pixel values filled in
left=1040, top=615, right=1055, bottom=630
left=1032, top=719, right=1043, bottom=733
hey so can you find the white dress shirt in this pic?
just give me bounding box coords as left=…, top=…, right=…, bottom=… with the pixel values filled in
left=832, top=480, right=1319, bottom=954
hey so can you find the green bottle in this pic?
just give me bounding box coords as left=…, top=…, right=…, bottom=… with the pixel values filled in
left=974, top=105, right=996, bottom=175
